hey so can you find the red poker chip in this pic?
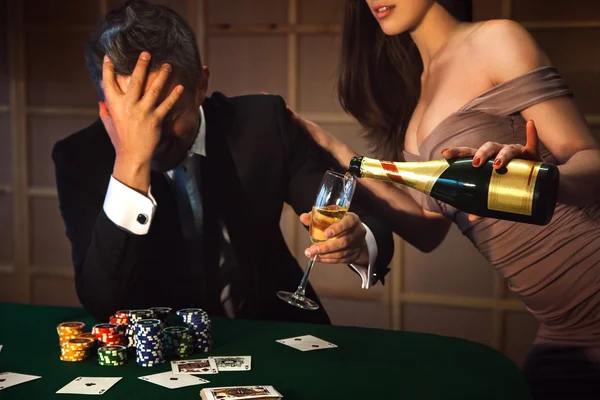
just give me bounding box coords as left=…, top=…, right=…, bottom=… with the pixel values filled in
left=92, top=323, right=118, bottom=335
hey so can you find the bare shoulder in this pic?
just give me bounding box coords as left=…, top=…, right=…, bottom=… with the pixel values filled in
left=468, top=19, right=552, bottom=84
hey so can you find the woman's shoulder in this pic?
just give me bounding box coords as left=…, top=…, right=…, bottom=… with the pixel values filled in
left=468, top=19, right=552, bottom=85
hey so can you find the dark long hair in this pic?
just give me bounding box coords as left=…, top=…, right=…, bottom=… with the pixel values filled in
left=337, top=0, right=472, bottom=160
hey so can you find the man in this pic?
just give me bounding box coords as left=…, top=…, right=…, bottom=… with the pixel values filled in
left=52, top=0, right=393, bottom=324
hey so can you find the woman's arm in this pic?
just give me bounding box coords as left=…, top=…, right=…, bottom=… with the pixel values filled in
left=520, top=98, right=600, bottom=206
left=289, top=109, right=452, bottom=253
left=475, top=20, right=600, bottom=206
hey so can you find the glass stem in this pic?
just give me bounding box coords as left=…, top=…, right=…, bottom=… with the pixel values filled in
left=295, top=255, right=317, bottom=297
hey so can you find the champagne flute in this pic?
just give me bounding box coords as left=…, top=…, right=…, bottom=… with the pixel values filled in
left=277, top=170, right=357, bottom=310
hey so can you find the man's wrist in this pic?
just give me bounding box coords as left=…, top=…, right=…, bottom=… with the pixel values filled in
left=353, top=241, right=370, bottom=266
left=113, top=155, right=152, bottom=194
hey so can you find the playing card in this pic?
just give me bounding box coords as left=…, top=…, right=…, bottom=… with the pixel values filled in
left=0, top=372, right=41, bottom=391
left=171, top=358, right=218, bottom=375
left=56, top=377, right=122, bottom=395
left=276, top=335, right=337, bottom=351
left=209, top=356, right=252, bottom=372
left=138, top=371, right=209, bottom=389
left=200, top=385, right=282, bottom=400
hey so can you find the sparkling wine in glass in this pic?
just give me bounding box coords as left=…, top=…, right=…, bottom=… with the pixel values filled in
left=277, top=170, right=356, bottom=310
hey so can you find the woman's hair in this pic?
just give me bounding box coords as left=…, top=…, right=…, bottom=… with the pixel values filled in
left=337, top=0, right=472, bottom=160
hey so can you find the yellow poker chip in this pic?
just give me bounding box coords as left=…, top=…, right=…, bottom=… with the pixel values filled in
left=57, top=322, right=85, bottom=333
left=58, top=321, right=91, bottom=362
left=76, top=333, right=97, bottom=341
left=60, top=354, right=86, bottom=362
left=65, top=338, right=94, bottom=351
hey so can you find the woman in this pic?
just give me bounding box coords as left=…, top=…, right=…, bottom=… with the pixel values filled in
left=295, top=1, right=600, bottom=398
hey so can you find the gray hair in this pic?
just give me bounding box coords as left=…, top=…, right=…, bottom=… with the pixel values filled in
left=85, top=0, right=202, bottom=100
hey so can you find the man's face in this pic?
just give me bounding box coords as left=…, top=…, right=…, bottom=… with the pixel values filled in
left=114, top=68, right=208, bottom=172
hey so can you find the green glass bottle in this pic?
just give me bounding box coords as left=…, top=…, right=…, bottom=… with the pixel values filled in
left=348, top=155, right=559, bottom=225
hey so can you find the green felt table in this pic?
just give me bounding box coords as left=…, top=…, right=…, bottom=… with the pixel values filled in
left=0, top=302, right=532, bottom=399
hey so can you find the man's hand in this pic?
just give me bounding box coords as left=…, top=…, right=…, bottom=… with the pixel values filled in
left=300, top=212, right=369, bottom=265
left=100, top=52, right=184, bottom=193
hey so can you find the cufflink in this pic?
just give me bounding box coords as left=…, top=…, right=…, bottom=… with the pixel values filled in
left=137, top=213, right=148, bottom=225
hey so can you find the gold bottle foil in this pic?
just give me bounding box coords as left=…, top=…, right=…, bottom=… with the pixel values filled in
left=488, top=160, right=541, bottom=216
left=359, top=157, right=450, bottom=195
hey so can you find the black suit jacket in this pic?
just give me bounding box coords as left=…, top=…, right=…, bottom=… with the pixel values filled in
left=52, top=93, right=393, bottom=324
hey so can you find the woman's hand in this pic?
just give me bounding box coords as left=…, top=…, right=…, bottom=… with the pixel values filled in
left=440, top=120, right=542, bottom=221
left=441, top=120, right=542, bottom=168
left=260, top=91, right=358, bottom=166
left=287, top=106, right=358, bottom=167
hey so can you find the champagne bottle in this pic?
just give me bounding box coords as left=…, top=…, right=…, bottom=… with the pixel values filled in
left=348, top=156, right=559, bottom=225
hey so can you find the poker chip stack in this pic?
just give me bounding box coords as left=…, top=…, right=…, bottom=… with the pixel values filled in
left=57, top=322, right=86, bottom=348
left=92, top=323, right=124, bottom=347
left=60, top=337, right=95, bottom=362
left=126, top=310, right=154, bottom=352
left=98, top=345, right=129, bottom=366
left=176, top=308, right=212, bottom=353
left=163, top=326, right=194, bottom=358
left=134, top=319, right=165, bottom=367
left=109, top=310, right=130, bottom=333
left=149, top=307, right=172, bottom=326
left=75, top=332, right=99, bottom=350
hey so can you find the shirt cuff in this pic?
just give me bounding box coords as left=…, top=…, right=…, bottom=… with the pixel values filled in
left=103, top=176, right=157, bottom=235
left=348, top=223, right=379, bottom=289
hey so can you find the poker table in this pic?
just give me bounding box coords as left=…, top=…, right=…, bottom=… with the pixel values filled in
left=0, top=302, right=532, bottom=399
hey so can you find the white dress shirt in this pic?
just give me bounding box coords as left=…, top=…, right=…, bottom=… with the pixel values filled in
left=103, top=106, right=380, bottom=289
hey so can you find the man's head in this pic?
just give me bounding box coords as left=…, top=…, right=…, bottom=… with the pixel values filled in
left=86, top=0, right=209, bottom=171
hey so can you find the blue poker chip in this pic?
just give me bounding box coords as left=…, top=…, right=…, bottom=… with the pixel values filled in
left=134, top=318, right=165, bottom=367
left=176, top=308, right=206, bottom=316
left=175, top=308, right=212, bottom=354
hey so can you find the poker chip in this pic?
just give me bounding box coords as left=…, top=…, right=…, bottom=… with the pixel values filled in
left=115, top=310, right=131, bottom=321
left=76, top=332, right=98, bottom=342
left=57, top=322, right=86, bottom=348
left=176, top=308, right=212, bottom=353
left=98, top=345, right=128, bottom=366
left=149, top=307, right=171, bottom=325
left=60, top=337, right=95, bottom=362
left=127, top=310, right=155, bottom=352
left=110, top=310, right=130, bottom=332
left=110, top=316, right=129, bottom=327
left=134, top=319, right=165, bottom=367
left=74, top=332, right=98, bottom=351
left=163, top=326, right=194, bottom=358
left=92, top=323, right=124, bottom=346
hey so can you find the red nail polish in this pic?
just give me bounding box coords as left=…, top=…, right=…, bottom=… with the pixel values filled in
left=473, top=156, right=480, bottom=166
left=494, top=158, right=502, bottom=166
left=441, top=148, right=448, bottom=153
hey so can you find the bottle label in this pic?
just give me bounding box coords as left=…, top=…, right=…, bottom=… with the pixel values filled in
left=360, top=158, right=449, bottom=195
left=488, top=160, right=541, bottom=216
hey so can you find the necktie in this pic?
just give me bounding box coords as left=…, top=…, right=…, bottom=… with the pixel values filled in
left=170, top=155, right=209, bottom=307
left=171, top=154, right=241, bottom=316
left=171, top=155, right=225, bottom=313
left=171, top=155, right=203, bottom=242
